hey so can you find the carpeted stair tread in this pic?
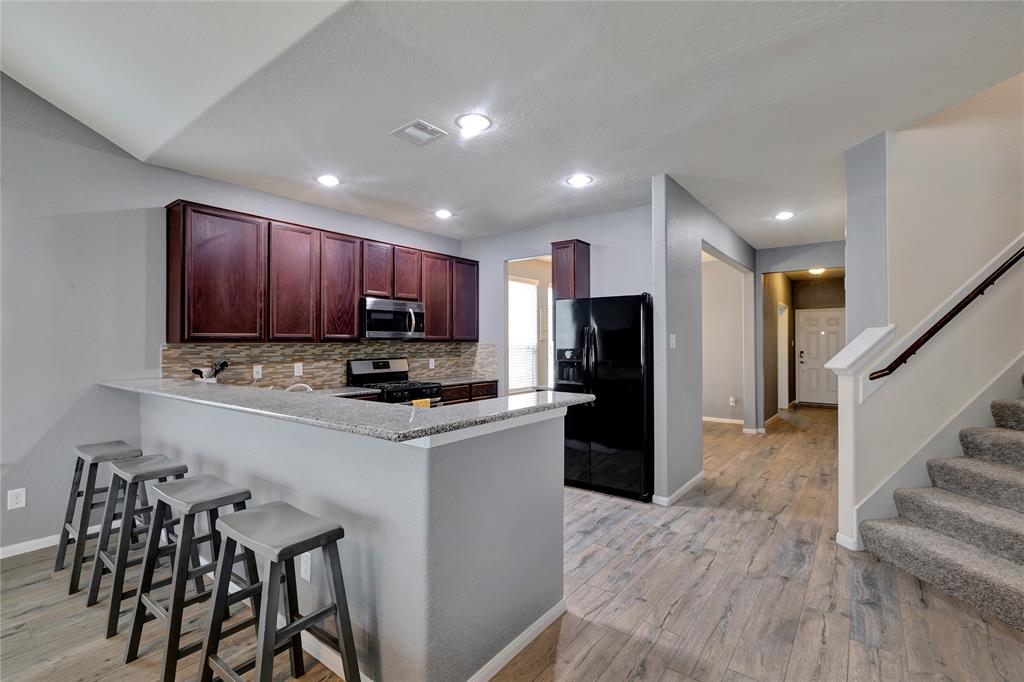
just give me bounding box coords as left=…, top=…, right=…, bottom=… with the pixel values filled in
left=894, top=487, right=1024, bottom=564
left=860, top=518, right=1024, bottom=630
left=959, top=427, right=1024, bottom=466
left=992, top=398, right=1024, bottom=431
left=927, top=457, right=1024, bottom=515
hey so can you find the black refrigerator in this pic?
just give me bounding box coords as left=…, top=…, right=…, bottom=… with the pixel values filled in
left=554, top=293, right=654, bottom=502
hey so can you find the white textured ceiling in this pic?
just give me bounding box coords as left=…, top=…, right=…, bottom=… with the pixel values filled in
left=3, top=2, right=1021, bottom=247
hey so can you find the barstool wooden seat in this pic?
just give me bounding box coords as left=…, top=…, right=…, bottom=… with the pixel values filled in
left=86, top=454, right=189, bottom=638
left=56, top=440, right=143, bottom=594
left=124, top=475, right=257, bottom=682
left=197, top=501, right=361, bottom=682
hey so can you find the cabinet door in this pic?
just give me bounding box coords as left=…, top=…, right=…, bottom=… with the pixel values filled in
left=421, top=252, right=451, bottom=340
left=185, top=205, right=268, bottom=340
left=269, top=222, right=320, bottom=341
left=451, top=258, right=479, bottom=341
left=362, top=241, right=394, bottom=298
left=551, top=239, right=590, bottom=299
left=321, top=233, right=361, bottom=340
left=393, top=246, right=422, bottom=300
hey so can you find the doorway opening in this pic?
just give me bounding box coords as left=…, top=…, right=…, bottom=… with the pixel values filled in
left=761, top=267, right=846, bottom=423
left=700, top=250, right=746, bottom=426
left=505, top=256, right=553, bottom=394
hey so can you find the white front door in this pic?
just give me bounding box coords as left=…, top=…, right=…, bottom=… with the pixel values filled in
left=796, top=308, right=845, bottom=405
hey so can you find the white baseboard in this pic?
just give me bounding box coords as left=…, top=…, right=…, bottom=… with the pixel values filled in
left=742, top=427, right=766, bottom=434
left=702, top=416, right=743, bottom=425
left=652, top=472, right=705, bottom=506
left=467, top=599, right=567, bottom=682
left=835, top=531, right=862, bottom=551
left=0, top=522, right=112, bottom=560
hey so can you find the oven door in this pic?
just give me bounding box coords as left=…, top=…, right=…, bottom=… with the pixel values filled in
left=362, top=297, right=425, bottom=339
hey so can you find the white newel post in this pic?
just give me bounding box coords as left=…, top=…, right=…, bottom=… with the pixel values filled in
left=825, top=325, right=896, bottom=551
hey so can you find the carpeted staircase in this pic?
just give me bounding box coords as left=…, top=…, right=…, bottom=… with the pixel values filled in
left=860, top=375, right=1024, bottom=630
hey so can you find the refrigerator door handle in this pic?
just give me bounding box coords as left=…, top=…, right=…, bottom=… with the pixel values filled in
left=582, top=325, right=591, bottom=389
left=588, top=325, right=598, bottom=406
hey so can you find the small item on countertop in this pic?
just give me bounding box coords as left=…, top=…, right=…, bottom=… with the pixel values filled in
left=210, top=360, right=229, bottom=377
left=411, top=398, right=432, bottom=409
left=285, top=383, right=313, bottom=393
left=191, top=368, right=205, bottom=378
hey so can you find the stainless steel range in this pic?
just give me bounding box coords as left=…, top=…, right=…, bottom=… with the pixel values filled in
left=346, top=358, right=442, bottom=405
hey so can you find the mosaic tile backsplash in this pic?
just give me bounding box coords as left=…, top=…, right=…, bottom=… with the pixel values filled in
left=161, top=341, right=498, bottom=389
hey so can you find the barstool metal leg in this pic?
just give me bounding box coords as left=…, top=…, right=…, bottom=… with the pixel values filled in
left=86, top=476, right=123, bottom=606
left=105, top=480, right=139, bottom=638
left=324, top=543, right=361, bottom=682
left=254, top=560, right=283, bottom=682
left=55, top=457, right=85, bottom=572
left=125, top=500, right=168, bottom=663
left=282, top=559, right=306, bottom=678
left=68, top=462, right=99, bottom=594
left=198, top=537, right=236, bottom=682
left=160, top=512, right=196, bottom=682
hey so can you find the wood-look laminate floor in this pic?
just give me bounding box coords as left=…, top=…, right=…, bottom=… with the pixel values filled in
left=495, top=407, right=1024, bottom=682
left=2, top=407, right=1022, bottom=681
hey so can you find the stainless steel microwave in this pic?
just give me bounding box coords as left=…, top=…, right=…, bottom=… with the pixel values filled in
left=361, top=297, right=425, bottom=339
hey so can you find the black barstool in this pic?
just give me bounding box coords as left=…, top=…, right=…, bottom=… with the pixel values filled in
left=55, top=440, right=142, bottom=594
left=197, top=501, right=361, bottom=682
left=86, top=454, right=189, bottom=638
left=124, top=474, right=258, bottom=682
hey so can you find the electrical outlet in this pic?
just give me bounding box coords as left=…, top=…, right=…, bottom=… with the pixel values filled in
left=428, top=358, right=436, bottom=369
left=293, top=362, right=303, bottom=377
left=253, top=364, right=263, bottom=380
left=7, top=488, right=26, bottom=510
left=729, top=396, right=737, bottom=407
left=299, top=552, right=311, bottom=581
left=669, top=333, right=677, bottom=350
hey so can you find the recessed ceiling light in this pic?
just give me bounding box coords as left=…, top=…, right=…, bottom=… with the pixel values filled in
left=808, top=267, right=825, bottom=275
left=775, top=211, right=794, bottom=221
left=316, top=174, right=340, bottom=187
left=455, top=113, right=492, bottom=137
left=565, top=174, right=594, bottom=188
left=434, top=209, right=453, bottom=219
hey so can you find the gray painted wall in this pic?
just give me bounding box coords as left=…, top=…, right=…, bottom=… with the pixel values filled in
left=762, top=273, right=795, bottom=419
left=461, top=205, right=652, bottom=395
left=0, top=75, right=460, bottom=547
left=793, top=277, right=845, bottom=309
left=652, top=175, right=755, bottom=499
left=701, top=261, right=744, bottom=420
left=754, top=240, right=845, bottom=427
left=845, top=133, right=888, bottom=341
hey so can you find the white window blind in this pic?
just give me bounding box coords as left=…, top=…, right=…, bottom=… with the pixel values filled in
left=508, top=279, right=539, bottom=391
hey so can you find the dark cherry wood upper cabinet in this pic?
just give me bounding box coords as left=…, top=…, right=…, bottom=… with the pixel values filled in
left=169, top=202, right=269, bottom=342
left=393, top=246, right=422, bottom=300
left=362, top=240, right=394, bottom=298
left=551, top=239, right=590, bottom=299
left=320, top=232, right=361, bottom=340
left=451, top=257, right=479, bottom=341
left=421, top=252, right=451, bottom=340
left=269, top=222, right=320, bottom=341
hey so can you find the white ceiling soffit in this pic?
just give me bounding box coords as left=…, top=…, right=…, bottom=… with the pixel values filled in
left=3, top=2, right=1021, bottom=247
left=0, top=1, right=345, bottom=160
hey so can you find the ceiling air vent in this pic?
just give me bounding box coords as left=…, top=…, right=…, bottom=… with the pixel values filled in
left=390, top=119, right=448, bottom=146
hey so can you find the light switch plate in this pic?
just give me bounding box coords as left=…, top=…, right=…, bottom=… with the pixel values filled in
left=669, top=333, right=677, bottom=350
left=293, top=362, right=303, bottom=377
left=7, top=488, right=26, bottom=510
left=253, top=364, right=263, bottom=380
left=429, top=358, right=436, bottom=369
left=299, top=552, right=311, bottom=581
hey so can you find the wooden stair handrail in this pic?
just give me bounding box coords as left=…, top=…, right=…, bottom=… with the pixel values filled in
left=869, top=244, right=1024, bottom=380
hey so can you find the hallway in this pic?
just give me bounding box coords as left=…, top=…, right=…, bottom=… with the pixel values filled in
left=495, top=407, right=1024, bottom=681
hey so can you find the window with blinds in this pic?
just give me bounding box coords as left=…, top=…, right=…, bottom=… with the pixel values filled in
left=508, top=279, right=539, bottom=391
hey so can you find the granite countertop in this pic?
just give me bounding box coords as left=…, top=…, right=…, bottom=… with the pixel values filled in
left=98, top=378, right=592, bottom=443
